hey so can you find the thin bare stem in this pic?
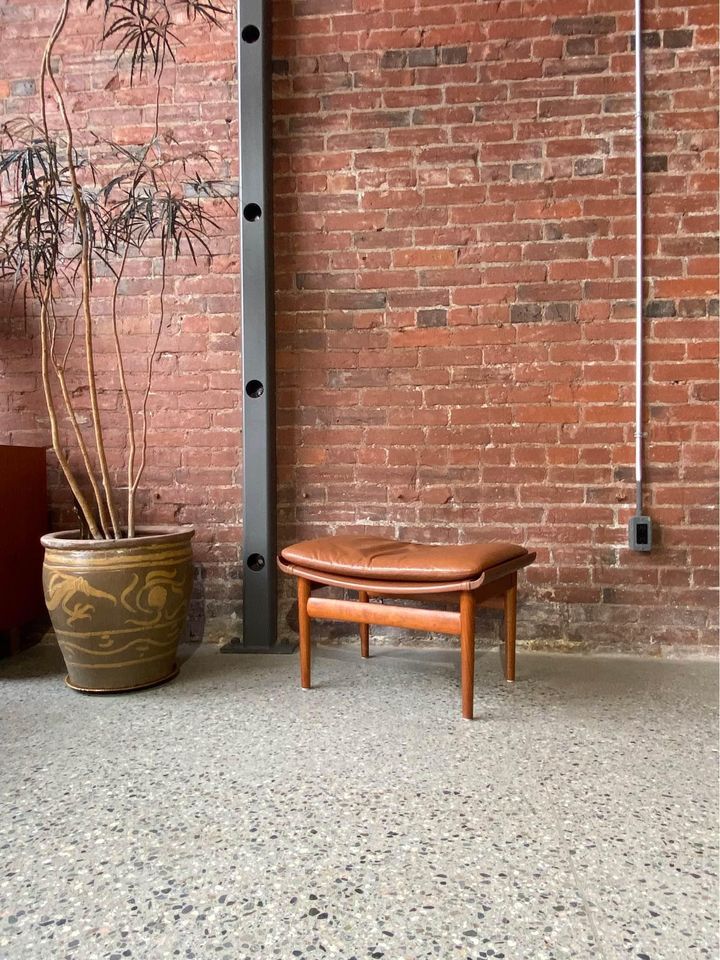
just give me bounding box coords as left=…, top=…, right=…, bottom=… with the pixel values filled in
left=61, top=302, right=79, bottom=369
left=152, top=69, right=162, bottom=142
left=126, top=71, right=163, bottom=536
left=39, top=286, right=102, bottom=540
left=129, top=254, right=166, bottom=536
left=43, top=0, right=121, bottom=538
left=111, top=244, right=137, bottom=534
left=38, top=3, right=63, bottom=142
left=37, top=5, right=108, bottom=538
left=49, top=299, right=110, bottom=537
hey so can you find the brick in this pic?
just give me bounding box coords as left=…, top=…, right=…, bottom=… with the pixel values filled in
left=394, top=248, right=454, bottom=268
left=10, top=79, right=36, bottom=96
left=295, top=0, right=353, bottom=12
left=629, top=32, right=662, bottom=51
left=643, top=155, right=669, bottom=173
left=575, top=158, right=604, bottom=176
left=0, top=0, right=714, bottom=653
left=677, top=299, right=708, bottom=318
left=553, top=16, right=616, bottom=37
left=333, top=291, right=387, bottom=310
left=566, top=37, right=596, bottom=56
left=510, top=303, right=543, bottom=324
left=646, top=300, right=677, bottom=318
left=408, top=48, right=438, bottom=68
left=512, top=162, right=542, bottom=181
left=380, top=49, right=406, bottom=69
left=440, top=46, right=468, bottom=65
left=545, top=302, right=576, bottom=323
left=417, top=308, right=447, bottom=328
left=663, top=29, right=694, bottom=49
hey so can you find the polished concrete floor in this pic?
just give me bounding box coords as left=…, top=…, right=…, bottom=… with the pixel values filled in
left=0, top=641, right=717, bottom=960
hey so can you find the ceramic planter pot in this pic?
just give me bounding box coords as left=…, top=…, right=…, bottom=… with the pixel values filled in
left=41, top=525, right=194, bottom=692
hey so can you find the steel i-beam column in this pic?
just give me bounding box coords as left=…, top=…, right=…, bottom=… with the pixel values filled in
left=235, top=0, right=283, bottom=650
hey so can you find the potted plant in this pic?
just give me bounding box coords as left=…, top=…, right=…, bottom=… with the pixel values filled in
left=0, top=0, right=230, bottom=691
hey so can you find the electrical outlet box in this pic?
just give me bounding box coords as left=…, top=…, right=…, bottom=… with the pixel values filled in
left=629, top=515, right=652, bottom=552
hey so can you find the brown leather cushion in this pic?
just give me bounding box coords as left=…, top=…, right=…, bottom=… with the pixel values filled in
left=280, top=535, right=529, bottom=583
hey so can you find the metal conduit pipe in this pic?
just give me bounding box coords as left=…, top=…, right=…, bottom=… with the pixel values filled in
left=629, top=0, right=653, bottom=552
left=634, top=0, right=644, bottom=515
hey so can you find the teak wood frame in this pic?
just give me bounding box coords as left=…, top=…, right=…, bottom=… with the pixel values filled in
left=295, top=572, right=519, bottom=720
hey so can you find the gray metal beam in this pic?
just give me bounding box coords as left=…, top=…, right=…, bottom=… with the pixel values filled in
left=235, top=0, right=282, bottom=650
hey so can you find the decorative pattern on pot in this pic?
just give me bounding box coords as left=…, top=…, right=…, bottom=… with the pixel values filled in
left=41, top=527, right=194, bottom=693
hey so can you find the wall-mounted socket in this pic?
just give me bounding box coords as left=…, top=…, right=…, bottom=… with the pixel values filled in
left=629, top=515, right=652, bottom=552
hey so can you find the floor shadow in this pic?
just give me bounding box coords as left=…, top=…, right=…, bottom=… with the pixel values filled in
left=0, top=640, right=66, bottom=680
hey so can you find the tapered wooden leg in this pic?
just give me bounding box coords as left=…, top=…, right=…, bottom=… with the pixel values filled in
left=460, top=591, right=476, bottom=720
left=298, top=577, right=312, bottom=689
left=358, top=590, right=370, bottom=658
left=504, top=575, right=517, bottom=682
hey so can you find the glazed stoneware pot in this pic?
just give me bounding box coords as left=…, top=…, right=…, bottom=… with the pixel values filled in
left=41, top=525, right=194, bottom=692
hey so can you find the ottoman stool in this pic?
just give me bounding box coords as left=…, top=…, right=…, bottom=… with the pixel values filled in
left=278, top=535, right=536, bottom=719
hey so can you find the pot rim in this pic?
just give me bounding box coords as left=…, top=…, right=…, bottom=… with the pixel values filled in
left=41, top=524, right=195, bottom=550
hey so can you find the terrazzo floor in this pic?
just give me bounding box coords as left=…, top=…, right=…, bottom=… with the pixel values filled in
left=0, top=641, right=717, bottom=960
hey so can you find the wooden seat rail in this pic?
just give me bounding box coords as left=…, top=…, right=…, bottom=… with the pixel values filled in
left=297, top=571, right=519, bottom=720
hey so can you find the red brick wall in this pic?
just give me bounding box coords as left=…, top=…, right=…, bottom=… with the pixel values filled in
left=1, top=0, right=718, bottom=650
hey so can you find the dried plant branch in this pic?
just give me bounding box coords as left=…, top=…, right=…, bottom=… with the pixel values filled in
left=42, top=0, right=121, bottom=538
left=110, top=243, right=137, bottom=534
left=49, top=298, right=110, bottom=538
left=39, top=285, right=102, bottom=540
left=61, top=301, right=79, bottom=369
left=0, top=0, right=232, bottom=539
left=125, top=71, right=162, bottom=534
left=128, top=251, right=166, bottom=537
